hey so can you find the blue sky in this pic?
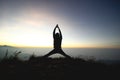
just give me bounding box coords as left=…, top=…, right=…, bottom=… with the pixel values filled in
left=0, top=0, right=120, bottom=48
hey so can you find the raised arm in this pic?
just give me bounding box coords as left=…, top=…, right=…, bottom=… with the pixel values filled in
left=53, top=25, right=57, bottom=38
left=57, top=26, right=62, bottom=39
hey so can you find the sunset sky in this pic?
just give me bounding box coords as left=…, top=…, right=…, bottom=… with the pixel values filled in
left=0, top=0, right=120, bottom=48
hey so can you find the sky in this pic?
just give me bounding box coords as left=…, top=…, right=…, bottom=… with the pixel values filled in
left=0, top=0, right=120, bottom=48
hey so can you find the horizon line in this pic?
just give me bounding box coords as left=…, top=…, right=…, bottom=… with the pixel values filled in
left=0, top=45, right=120, bottom=49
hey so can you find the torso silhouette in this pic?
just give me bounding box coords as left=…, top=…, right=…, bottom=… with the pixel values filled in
left=53, top=26, right=62, bottom=49
left=54, top=33, right=62, bottom=49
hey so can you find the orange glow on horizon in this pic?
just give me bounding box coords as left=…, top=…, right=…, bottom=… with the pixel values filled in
left=0, top=42, right=119, bottom=49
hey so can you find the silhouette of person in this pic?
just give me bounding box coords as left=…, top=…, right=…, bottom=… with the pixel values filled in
left=43, top=24, right=71, bottom=58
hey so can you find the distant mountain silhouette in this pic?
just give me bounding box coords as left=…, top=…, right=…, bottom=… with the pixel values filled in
left=0, top=45, right=14, bottom=48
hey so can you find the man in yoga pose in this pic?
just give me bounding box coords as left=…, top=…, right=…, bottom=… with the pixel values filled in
left=43, top=24, right=71, bottom=58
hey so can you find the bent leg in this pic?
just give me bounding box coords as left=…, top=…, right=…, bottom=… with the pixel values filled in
left=43, top=49, right=55, bottom=58
left=60, top=49, right=71, bottom=59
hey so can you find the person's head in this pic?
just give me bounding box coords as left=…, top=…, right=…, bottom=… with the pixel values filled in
left=55, top=33, right=60, bottom=38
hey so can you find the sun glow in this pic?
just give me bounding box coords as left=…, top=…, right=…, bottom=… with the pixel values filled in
left=0, top=26, right=53, bottom=47
left=0, top=7, right=79, bottom=48
left=0, top=2, right=119, bottom=49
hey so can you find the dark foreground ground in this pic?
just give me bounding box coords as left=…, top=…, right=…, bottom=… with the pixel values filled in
left=0, top=56, right=120, bottom=80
